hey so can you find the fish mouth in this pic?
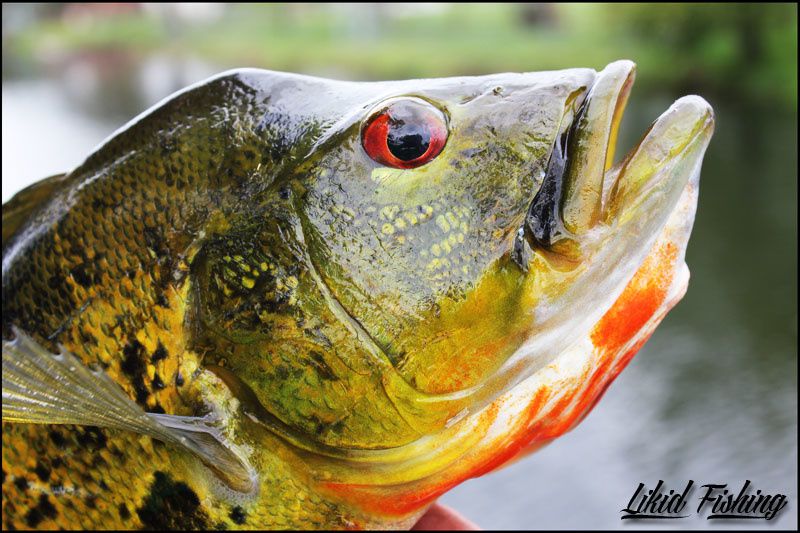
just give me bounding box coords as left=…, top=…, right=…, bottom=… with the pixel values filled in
left=374, top=62, right=715, bottom=442
left=515, top=60, right=714, bottom=265
left=448, top=61, right=715, bottom=426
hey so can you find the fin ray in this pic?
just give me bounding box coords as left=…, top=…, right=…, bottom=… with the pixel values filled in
left=2, top=328, right=255, bottom=493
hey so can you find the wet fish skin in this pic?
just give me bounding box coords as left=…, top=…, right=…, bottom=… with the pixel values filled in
left=1, top=63, right=713, bottom=529
left=1, top=70, right=371, bottom=529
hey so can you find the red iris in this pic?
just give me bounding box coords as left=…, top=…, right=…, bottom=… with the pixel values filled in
left=361, top=98, right=448, bottom=169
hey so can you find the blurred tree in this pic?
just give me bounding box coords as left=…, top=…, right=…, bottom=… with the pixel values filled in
left=518, top=3, right=557, bottom=27
left=609, top=3, right=797, bottom=108
left=2, top=3, right=796, bottom=109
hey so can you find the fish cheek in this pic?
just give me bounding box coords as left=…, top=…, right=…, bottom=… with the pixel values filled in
left=182, top=206, right=410, bottom=447
left=187, top=217, right=303, bottom=346
left=291, top=120, right=545, bottom=378
left=296, top=134, right=531, bottom=313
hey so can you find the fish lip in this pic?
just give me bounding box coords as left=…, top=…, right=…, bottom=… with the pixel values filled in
left=501, top=72, right=714, bottom=420
left=466, top=65, right=715, bottom=419
left=514, top=60, right=710, bottom=264
left=603, top=94, right=714, bottom=232
left=512, top=68, right=605, bottom=266
left=521, top=102, right=576, bottom=253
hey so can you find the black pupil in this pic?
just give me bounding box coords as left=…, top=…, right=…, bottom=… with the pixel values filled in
left=387, top=117, right=431, bottom=161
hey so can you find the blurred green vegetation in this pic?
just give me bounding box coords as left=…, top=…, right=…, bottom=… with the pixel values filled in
left=3, top=3, right=797, bottom=109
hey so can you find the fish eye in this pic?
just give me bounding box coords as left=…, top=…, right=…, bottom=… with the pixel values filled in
left=361, top=97, right=448, bottom=169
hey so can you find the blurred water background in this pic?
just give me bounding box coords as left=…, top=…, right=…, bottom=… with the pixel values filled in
left=2, top=3, right=797, bottom=529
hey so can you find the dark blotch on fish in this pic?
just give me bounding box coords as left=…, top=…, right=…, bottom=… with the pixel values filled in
left=49, top=430, right=67, bottom=449
left=24, top=494, right=58, bottom=528
left=13, top=476, right=28, bottom=491
left=230, top=506, right=247, bottom=525
left=137, top=471, right=209, bottom=530
left=156, top=293, right=171, bottom=309
left=34, top=461, right=51, bottom=482
left=85, top=494, right=97, bottom=509
left=69, top=263, right=94, bottom=288
left=76, top=426, right=107, bottom=450
left=119, top=503, right=131, bottom=520
left=121, top=338, right=150, bottom=405
left=309, top=351, right=337, bottom=381
left=151, top=342, right=168, bottom=363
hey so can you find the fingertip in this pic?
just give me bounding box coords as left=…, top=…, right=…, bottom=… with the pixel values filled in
left=411, top=503, right=480, bottom=531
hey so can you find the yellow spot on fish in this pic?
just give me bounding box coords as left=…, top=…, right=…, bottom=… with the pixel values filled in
left=446, top=211, right=458, bottom=226
left=286, top=276, right=299, bottom=289
left=380, top=205, right=399, bottom=221
left=342, top=207, right=356, bottom=220
left=382, top=223, right=395, bottom=235
left=431, top=244, right=441, bottom=256
left=242, top=277, right=255, bottom=289
left=457, top=233, right=465, bottom=243
left=260, top=262, right=268, bottom=271
left=139, top=435, right=154, bottom=455
left=404, top=212, right=419, bottom=225
left=435, top=215, right=451, bottom=233
left=395, top=218, right=406, bottom=230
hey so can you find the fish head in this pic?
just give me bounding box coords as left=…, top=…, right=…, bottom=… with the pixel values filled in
left=289, top=66, right=594, bottom=397
left=285, top=60, right=713, bottom=402
left=0, top=59, right=714, bottom=528
left=186, top=62, right=712, bottom=521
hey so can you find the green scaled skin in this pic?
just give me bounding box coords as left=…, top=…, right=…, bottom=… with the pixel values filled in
left=1, top=63, right=714, bottom=529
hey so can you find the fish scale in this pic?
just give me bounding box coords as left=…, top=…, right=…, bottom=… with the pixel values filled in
left=2, top=63, right=713, bottom=529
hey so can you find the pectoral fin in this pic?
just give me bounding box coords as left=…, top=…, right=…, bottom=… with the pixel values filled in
left=2, top=327, right=255, bottom=493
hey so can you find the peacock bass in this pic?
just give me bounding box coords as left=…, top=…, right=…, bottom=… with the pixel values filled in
left=1, top=60, right=713, bottom=529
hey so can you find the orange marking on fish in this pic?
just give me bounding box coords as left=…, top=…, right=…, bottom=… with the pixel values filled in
left=465, top=240, right=681, bottom=473
left=591, top=242, right=677, bottom=353
left=321, top=241, right=681, bottom=519
left=320, top=479, right=461, bottom=517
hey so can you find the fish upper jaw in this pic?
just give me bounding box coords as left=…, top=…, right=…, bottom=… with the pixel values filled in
left=518, top=59, right=714, bottom=262
left=498, top=61, right=715, bottom=426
